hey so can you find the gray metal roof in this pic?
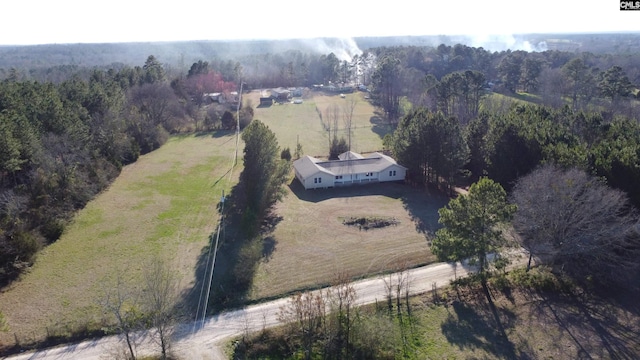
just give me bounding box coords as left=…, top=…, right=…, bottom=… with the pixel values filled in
left=293, top=152, right=406, bottom=178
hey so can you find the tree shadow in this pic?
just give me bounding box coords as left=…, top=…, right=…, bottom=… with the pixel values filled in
left=211, top=129, right=236, bottom=138
left=175, top=230, right=226, bottom=332
left=288, top=178, right=448, bottom=241
left=173, top=182, right=247, bottom=329
left=530, top=287, right=640, bottom=360
left=400, top=187, right=449, bottom=237
left=175, top=179, right=289, bottom=339
left=369, top=114, right=393, bottom=139
left=287, top=177, right=407, bottom=203
left=441, top=299, right=518, bottom=359
left=262, top=236, right=277, bottom=262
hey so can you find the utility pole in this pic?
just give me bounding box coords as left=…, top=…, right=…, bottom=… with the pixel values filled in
left=234, top=82, right=243, bottom=166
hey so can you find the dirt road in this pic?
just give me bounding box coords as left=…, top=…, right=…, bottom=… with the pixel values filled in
left=5, top=258, right=516, bottom=360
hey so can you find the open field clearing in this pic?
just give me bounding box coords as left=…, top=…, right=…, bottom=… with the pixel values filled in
left=241, top=90, right=445, bottom=301
left=248, top=181, right=449, bottom=301
left=246, top=90, right=390, bottom=157
left=0, top=133, right=239, bottom=347
left=1, top=90, right=438, bottom=351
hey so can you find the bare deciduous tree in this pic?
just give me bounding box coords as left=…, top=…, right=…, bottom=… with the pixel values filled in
left=142, top=258, right=181, bottom=360
left=326, top=272, right=357, bottom=359
left=278, top=291, right=327, bottom=360
left=511, top=164, right=640, bottom=286
left=342, top=98, right=357, bottom=151
left=100, top=274, right=143, bottom=360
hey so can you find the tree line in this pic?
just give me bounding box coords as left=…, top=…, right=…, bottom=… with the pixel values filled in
left=0, top=55, right=250, bottom=286
left=2, top=41, right=639, bottom=288
left=367, top=44, right=640, bottom=123
left=386, top=96, right=640, bottom=289
left=389, top=103, right=640, bottom=208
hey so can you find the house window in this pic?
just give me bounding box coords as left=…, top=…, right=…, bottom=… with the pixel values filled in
left=314, top=177, right=318, bottom=184
left=335, top=175, right=343, bottom=180
left=319, top=177, right=322, bottom=183
left=389, top=170, right=396, bottom=177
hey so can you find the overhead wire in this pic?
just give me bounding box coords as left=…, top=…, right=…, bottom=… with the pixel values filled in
left=193, top=81, right=243, bottom=332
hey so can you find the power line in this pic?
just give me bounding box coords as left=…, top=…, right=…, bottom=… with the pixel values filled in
left=200, top=191, right=224, bottom=327
left=193, top=81, right=243, bottom=332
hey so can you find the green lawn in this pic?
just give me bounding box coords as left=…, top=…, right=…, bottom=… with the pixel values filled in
left=0, top=133, right=240, bottom=347
left=0, top=91, right=410, bottom=349
left=235, top=91, right=442, bottom=301
left=248, top=91, right=390, bottom=156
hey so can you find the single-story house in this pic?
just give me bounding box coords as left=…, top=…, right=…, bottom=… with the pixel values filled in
left=293, top=151, right=407, bottom=190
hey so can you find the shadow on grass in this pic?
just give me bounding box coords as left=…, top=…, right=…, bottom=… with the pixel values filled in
left=400, top=186, right=449, bottom=237
left=370, top=114, right=393, bottom=139
left=530, top=287, right=640, bottom=359
left=175, top=180, right=286, bottom=338
left=441, top=299, right=518, bottom=359
left=289, top=179, right=448, bottom=239
left=173, top=181, right=248, bottom=331
left=262, top=236, right=277, bottom=262
left=211, top=129, right=237, bottom=138
left=288, top=178, right=405, bottom=203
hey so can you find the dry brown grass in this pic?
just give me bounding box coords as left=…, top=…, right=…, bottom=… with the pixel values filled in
left=245, top=90, right=389, bottom=157
left=249, top=181, right=449, bottom=300
left=0, top=133, right=239, bottom=348
left=0, top=90, right=437, bottom=351
left=414, top=282, right=640, bottom=359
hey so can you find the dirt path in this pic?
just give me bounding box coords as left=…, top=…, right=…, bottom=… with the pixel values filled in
left=4, top=255, right=526, bottom=360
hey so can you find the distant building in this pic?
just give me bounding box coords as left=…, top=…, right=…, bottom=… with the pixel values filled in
left=204, top=92, right=222, bottom=103
left=228, top=91, right=240, bottom=104
left=293, top=151, right=407, bottom=190
left=290, top=87, right=304, bottom=97
left=259, top=97, right=273, bottom=106
left=271, top=88, right=291, bottom=101
left=203, top=91, right=241, bottom=104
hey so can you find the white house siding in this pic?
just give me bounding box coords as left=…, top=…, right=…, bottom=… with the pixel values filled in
left=293, top=152, right=407, bottom=190
left=303, top=171, right=335, bottom=190
left=378, top=164, right=406, bottom=182
left=347, top=171, right=379, bottom=184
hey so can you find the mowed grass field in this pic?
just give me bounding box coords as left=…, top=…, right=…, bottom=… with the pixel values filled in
left=0, top=90, right=444, bottom=348
left=246, top=90, right=390, bottom=156
left=244, top=90, right=446, bottom=300
left=0, top=132, right=239, bottom=347
left=249, top=182, right=448, bottom=300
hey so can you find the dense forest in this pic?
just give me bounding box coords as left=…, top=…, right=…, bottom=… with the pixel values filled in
left=1, top=35, right=640, bottom=289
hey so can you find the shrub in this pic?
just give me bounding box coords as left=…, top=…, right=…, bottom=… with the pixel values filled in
left=280, top=148, right=292, bottom=161
left=489, top=274, right=511, bottom=291
left=508, top=266, right=562, bottom=292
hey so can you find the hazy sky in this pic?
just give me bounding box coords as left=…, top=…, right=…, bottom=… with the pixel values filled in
left=1, top=0, right=637, bottom=45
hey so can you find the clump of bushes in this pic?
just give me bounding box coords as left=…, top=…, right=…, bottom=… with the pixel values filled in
left=342, top=216, right=399, bottom=230
left=508, top=266, right=572, bottom=292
